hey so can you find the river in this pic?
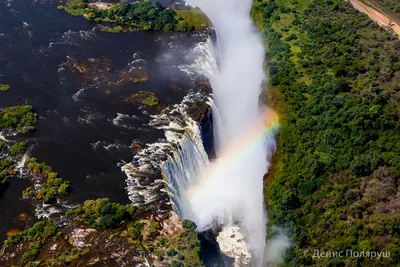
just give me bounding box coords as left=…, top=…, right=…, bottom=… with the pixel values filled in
left=0, top=0, right=206, bottom=243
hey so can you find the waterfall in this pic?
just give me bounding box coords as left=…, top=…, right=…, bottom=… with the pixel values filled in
left=161, top=119, right=210, bottom=220
left=174, top=0, right=276, bottom=266
left=122, top=91, right=212, bottom=207
left=123, top=1, right=279, bottom=265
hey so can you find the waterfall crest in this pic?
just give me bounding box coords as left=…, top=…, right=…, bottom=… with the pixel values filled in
left=161, top=119, right=210, bottom=219
left=122, top=92, right=212, bottom=206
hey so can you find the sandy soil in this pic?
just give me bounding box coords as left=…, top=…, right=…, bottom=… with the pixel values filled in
left=350, top=0, right=400, bottom=36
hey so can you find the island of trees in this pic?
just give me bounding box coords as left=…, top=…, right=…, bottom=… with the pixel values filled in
left=60, top=0, right=209, bottom=33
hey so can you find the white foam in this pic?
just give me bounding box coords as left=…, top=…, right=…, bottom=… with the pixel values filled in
left=217, top=226, right=252, bottom=267
left=122, top=91, right=210, bottom=205
left=72, top=87, right=86, bottom=102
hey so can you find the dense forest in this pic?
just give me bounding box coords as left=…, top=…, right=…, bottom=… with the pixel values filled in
left=252, top=0, right=400, bottom=265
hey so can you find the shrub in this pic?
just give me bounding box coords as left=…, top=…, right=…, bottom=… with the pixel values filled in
left=0, top=141, right=5, bottom=151
left=25, top=157, right=71, bottom=202
left=167, top=248, right=177, bottom=257
left=69, top=198, right=134, bottom=228
left=170, top=260, right=182, bottom=267
left=182, top=220, right=196, bottom=230
left=141, top=95, right=159, bottom=107
left=0, top=84, right=10, bottom=92
left=10, top=141, right=27, bottom=156
left=0, top=158, right=14, bottom=183
left=128, top=221, right=144, bottom=239
left=4, top=220, right=57, bottom=262
left=0, top=105, right=37, bottom=132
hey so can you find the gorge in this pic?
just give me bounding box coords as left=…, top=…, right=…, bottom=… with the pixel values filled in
left=161, top=0, right=279, bottom=265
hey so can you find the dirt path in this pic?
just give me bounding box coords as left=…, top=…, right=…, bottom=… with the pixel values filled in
left=350, top=0, right=400, bottom=37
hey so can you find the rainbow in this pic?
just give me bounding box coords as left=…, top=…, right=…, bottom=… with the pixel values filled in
left=186, top=108, right=280, bottom=199
left=217, top=107, right=280, bottom=160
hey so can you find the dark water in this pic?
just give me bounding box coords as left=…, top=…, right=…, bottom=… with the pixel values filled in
left=0, top=0, right=203, bottom=243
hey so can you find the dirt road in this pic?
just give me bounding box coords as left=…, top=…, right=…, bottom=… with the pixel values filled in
left=350, top=0, right=400, bottom=36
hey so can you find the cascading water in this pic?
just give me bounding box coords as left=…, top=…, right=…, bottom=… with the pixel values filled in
left=161, top=120, right=210, bottom=219
left=164, top=0, right=279, bottom=266
left=122, top=91, right=212, bottom=206
left=122, top=1, right=279, bottom=265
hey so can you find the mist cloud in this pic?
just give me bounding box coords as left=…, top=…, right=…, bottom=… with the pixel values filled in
left=182, top=0, right=273, bottom=266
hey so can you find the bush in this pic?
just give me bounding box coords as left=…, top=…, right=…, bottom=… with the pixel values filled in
left=69, top=198, right=134, bottom=228
left=0, top=105, right=37, bottom=132
left=0, top=84, right=10, bottom=92
left=128, top=221, right=144, bottom=239
left=25, top=157, right=71, bottom=203
left=182, top=220, right=196, bottom=230
left=167, top=248, right=178, bottom=257
left=0, top=158, right=14, bottom=183
left=10, top=141, right=27, bottom=156
left=22, top=241, right=41, bottom=262
left=64, top=0, right=87, bottom=16
left=148, top=221, right=161, bottom=237
left=0, top=141, right=5, bottom=151
left=66, top=205, right=83, bottom=217
left=102, top=26, right=124, bottom=33
left=4, top=220, right=57, bottom=262
left=141, top=95, right=159, bottom=107
left=170, top=260, right=182, bottom=267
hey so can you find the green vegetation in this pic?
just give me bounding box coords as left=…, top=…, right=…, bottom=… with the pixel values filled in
left=142, top=95, right=159, bottom=106
left=0, top=158, right=14, bottom=184
left=64, top=0, right=87, bottom=16
left=66, top=0, right=175, bottom=30
left=66, top=198, right=134, bottom=228
left=373, top=0, right=400, bottom=14
left=133, top=76, right=148, bottom=83
left=123, top=91, right=159, bottom=106
left=63, top=0, right=208, bottom=32
left=9, top=141, right=27, bottom=156
left=175, top=9, right=210, bottom=31
left=0, top=84, right=10, bottom=92
left=26, top=157, right=71, bottom=203
left=56, top=247, right=90, bottom=264
left=0, top=105, right=37, bottom=133
left=0, top=140, right=27, bottom=184
left=148, top=219, right=203, bottom=267
left=252, top=0, right=400, bottom=265
left=101, top=25, right=124, bottom=33
left=1, top=199, right=203, bottom=266
left=0, top=141, right=5, bottom=151
left=3, top=220, right=56, bottom=262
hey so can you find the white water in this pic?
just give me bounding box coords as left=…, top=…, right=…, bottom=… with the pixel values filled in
left=122, top=91, right=211, bottom=205
left=174, top=0, right=270, bottom=265
left=120, top=1, right=279, bottom=264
